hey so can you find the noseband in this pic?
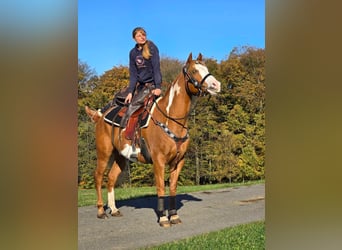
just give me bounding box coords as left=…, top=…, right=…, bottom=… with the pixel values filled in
left=183, top=64, right=212, bottom=97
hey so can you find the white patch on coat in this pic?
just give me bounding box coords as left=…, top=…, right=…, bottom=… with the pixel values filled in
left=120, top=144, right=141, bottom=159
left=166, top=80, right=181, bottom=115
left=108, top=188, right=118, bottom=213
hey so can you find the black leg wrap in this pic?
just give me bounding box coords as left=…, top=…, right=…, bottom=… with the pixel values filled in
left=168, top=196, right=177, bottom=216
left=157, top=196, right=166, bottom=217
left=169, top=209, right=177, bottom=216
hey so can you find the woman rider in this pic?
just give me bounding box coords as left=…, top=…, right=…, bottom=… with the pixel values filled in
left=120, top=27, right=162, bottom=128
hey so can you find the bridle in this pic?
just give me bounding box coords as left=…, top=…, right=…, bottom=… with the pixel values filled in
left=183, top=62, right=212, bottom=97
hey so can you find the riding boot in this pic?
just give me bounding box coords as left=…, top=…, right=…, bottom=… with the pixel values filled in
left=120, top=101, right=140, bottom=128
left=120, top=87, right=151, bottom=128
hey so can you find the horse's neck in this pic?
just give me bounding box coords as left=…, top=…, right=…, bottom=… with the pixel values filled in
left=161, top=74, right=192, bottom=119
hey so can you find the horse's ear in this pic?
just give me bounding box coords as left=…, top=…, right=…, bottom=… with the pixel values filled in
left=197, top=53, right=203, bottom=61
left=186, top=52, right=193, bottom=64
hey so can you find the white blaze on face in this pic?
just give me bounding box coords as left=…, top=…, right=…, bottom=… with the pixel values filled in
left=196, top=63, right=210, bottom=78
left=120, top=144, right=140, bottom=159
left=195, top=63, right=221, bottom=94
left=166, top=80, right=181, bottom=115
left=108, top=188, right=118, bottom=213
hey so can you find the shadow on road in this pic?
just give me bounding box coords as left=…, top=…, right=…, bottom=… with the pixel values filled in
left=114, top=194, right=202, bottom=218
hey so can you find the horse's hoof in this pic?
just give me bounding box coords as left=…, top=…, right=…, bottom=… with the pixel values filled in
left=159, top=221, right=171, bottom=228
left=170, top=214, right=182, bottom=224
left=97, top=213, right=108, bottom=219
left=111, top=210, right=123, bottom=217
left=159, top=216, right=171, bottom=228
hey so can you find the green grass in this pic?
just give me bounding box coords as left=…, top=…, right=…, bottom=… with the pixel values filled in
left=142, top=221, right=265, bottom=250
left=78, top=180, right=264, bottom=207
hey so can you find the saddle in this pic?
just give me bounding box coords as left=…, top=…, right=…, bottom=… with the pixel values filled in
left=104, top=94, right=156, bottom=140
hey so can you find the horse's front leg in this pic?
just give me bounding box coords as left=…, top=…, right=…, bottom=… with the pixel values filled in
left=168, top=158, right=185, bottom=224
left=153, top=161, right=169, bottom=227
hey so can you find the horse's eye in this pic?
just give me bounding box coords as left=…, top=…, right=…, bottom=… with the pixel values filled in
left=192, top=70, right=197, bottom=74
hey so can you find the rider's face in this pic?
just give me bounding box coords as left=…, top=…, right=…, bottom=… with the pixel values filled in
left=134, top=31, right=146, bottom=45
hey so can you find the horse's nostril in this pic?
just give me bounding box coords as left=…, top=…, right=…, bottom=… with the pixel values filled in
left=212, top=82, right=218, bottom=89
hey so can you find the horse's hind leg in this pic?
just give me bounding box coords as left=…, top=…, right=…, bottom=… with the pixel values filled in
left=107, top=152, right=126, bottom=217
left=95, top=156, right=110, bottom=219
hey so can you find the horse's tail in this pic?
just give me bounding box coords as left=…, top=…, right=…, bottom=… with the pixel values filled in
left=85, top=106, right=102, bottom=123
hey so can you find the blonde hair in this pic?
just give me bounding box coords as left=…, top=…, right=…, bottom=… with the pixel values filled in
left=142, top=41, right=151, bottom=59
left=132, top=27, right=151, bottom=59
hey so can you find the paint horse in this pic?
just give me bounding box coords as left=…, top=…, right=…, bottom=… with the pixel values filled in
left=85, top=53, right=221, bottom=227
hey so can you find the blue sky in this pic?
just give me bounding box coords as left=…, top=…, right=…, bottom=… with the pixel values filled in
left=78, top=0, right=264, bottom=76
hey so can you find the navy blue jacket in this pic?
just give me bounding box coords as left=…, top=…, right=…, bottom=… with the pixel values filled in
left=128, top=41, right=162, bottom=94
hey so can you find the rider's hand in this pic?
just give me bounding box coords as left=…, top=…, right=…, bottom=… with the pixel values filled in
left=152, top=88, right=161, bottom=96
left=125, top=93, right=133, bottom=104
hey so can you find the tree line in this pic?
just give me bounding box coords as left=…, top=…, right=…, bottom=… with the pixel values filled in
left=78, top=46, right=265, bottom=188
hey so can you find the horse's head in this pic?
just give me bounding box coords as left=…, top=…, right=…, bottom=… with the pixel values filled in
left=183, top=53, right=221, bottom=96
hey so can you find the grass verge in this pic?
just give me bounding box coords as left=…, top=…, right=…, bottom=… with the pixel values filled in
left=142, top=220, right=265, bottom=250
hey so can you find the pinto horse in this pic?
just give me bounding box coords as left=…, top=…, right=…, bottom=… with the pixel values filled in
left=85, top=53, right=221, bottom=227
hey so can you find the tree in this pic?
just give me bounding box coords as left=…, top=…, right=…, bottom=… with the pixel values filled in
left=160, top=56, right=183, bottom=91
left=87, top=66, right=129, bottom=107
left=78, top=59, right=98, bottom=98
left=78, top=120, right=97, bottom=188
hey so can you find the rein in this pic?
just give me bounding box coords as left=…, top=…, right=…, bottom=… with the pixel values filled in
left=153, top=98, right=189, bottom=125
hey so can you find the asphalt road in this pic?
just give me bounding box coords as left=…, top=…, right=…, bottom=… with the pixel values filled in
left=78, top=183, right=265, bottom=250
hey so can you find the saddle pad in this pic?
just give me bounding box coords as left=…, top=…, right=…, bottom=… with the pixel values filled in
left=104, top=106, right=123, bottom=126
